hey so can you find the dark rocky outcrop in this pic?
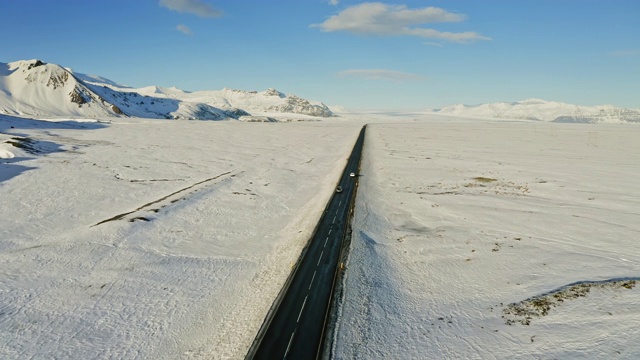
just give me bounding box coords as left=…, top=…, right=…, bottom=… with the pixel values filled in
left=224, top=108, right=251, bottom=119
left=27, top=60, right=45, bottom=70
left=111, top=105, right=125, bottom=115
left=263, top=88, right=285, bottom=98
left=267, top=95, right=333, bottom=117
left=46, top=70, right=69, bottom=90
left=69, top=88, right=88, bottom=105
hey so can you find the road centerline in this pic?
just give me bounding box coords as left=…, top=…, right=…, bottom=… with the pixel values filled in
left=284, top=331, right=296, bottom=358
left=309, top=271, right=316, bottom=289
left=297, top=296, right=308, bottom=323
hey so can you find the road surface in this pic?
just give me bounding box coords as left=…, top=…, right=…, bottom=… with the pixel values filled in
left=249, top=125, right=366, bottom=359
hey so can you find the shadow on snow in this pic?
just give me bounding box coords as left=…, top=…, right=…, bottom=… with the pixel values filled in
left=0, top=114, right=106, bottom=184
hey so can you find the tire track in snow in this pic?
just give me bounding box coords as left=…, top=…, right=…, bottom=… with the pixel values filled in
left=92, top=171, right=232, bottom=226
left=91, top=128, right=333, bottom=228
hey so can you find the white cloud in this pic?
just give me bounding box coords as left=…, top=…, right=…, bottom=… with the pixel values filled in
left=312, top=2, right=490, bottom=43
left=329, top=0, right=339, bottom=5
left=176, top=24, right=193, bottom=35
left=406, top=27, right=490, bottom=43
left=159, top=0, right=222, bottom=18
left=337, top=69, right=423, bottom=82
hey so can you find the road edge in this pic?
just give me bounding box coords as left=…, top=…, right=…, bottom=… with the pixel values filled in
left=244, top=125, right=365, bottom=360
left=319, top=124, right=366, bottom=359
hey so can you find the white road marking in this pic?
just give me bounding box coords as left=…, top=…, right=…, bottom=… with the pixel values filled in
left=324, top=237, right=328, bottom=247
left=318, top=251, right=323, bottom=265
left=339, top=200, right=342, bottom=206
left=285, top=331, right=296, bottom=358
left=328, top=229, right=332, bottom=235
left=332, top=216, right=336, bottom=224
left=297, top=296, right=308, bottom=322
left=309, top=271, right=316, bottom=289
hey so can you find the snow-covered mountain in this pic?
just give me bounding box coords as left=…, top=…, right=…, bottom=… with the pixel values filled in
left=0, top=60, right=333, bottom=120
left=434, top=98, right=640, bottom=124
left=129, top=86, right=333, bottom=118
left=0, top=60, right=121, bottom=118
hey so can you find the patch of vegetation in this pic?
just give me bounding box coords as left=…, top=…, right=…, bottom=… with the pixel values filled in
left=503, top=279, right=637, bottom=325
left=5, top=137, right=39, bottom=154
left=473, top=176, right=498, bottom=183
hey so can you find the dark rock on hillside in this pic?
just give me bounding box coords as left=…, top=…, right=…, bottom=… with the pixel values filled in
left=69, top=88, right=88, bottom=105
left=264, top=88, right=285, bottom=98
left=111, top=105, right=125, bottom=115
left=224, top=108, right=251, bottom=119
left=27, top=60, right=45, bottom=70
left=267, top=95, right=333, bottom=117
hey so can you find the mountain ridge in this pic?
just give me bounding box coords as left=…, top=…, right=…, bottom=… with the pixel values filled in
left=433, top=98, right=640, bottom=124
left=0, top=59, right=334, bottom=120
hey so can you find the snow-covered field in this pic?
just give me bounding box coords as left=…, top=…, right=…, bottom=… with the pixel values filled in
left=0, top=114, right=362, bottom=359
left=333, top=120, right=640, bottom=358
left=3, top=111, right=640, bottom=359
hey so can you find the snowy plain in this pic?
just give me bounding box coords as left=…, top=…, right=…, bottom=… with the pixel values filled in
left=333, top=119, right=640, bottom=359
left=2, top=110, right=640, bottom=359
left=0, top=114, right=362, bottom=359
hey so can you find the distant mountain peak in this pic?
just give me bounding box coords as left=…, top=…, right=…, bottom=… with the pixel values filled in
left=518, top=98, right=549, bottom=104
left=263, top=88, right=285, bottom=98
left=434, top=99, right=640, bottom=124
left=27, top=59, right=45, bottom=70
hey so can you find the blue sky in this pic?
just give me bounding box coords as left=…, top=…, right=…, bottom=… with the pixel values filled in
left=2, top=0, right=639, bottom=109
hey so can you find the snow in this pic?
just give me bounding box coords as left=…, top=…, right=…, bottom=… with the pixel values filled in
left=333, top=119, right=640, bottom=358
left=0, top=149, right=13, bottom=159
left=0, top=60, right=122, bottom=118
left=69, top=70, right=130, bottom=88
left=0, top=113, right=363, bottom=359
left=128, top=87, right=334, bottom=118
left=433, top=99, right=640, bottom=123
left=3, top=100, right=640, bottom=359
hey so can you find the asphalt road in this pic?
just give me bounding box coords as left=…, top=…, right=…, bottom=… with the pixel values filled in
left=249, top=125, right=366, bottom=360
